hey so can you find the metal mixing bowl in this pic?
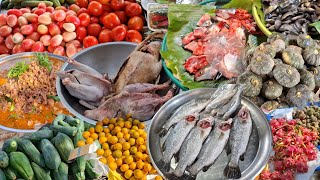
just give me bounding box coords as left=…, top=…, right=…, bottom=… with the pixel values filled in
left=148, top=88, right=272, bottom=180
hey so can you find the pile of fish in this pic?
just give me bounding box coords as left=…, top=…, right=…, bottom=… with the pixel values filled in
left=58, top=32, right=174, bottom=121
left=159, top=84, right=253, bottom=179
left=181, top=9, right=257, bottom=81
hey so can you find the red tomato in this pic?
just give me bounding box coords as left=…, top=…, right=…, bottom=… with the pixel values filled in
left=125, top=3, right=142, bottom=17
left=97, top=0, right=110, bottom=5
left=20, top=8, right=31, bottom=14
left=99, top=12, right=109, bottom=24
left=78, top=13, right=90, bottom=27
left=31, top=41, right=45, bottom=52
left=114, top=11, right=127, bottom=24
left=111, top=0, right=125, bottom=10
left=7, top=9, right=23, bottom=17
left=128, top=16, right=143, bottom=31
left=102, top=13, right=121, bottom=30
left=76, top=0, right=88, bottom=8
left=27, top=32, right=40, bottom=41
left=83, top=36, right=98, bottom=48
left=0, top=45, right=10, bottom=54
left=76, top=26, right=87, bottom=41
left=87, top=23, right=102, bottom=37
left=111, top=25, right=127, bottom=41
left=65, top=15, right=81, bottom=27
left=46, top=7, right=54, bottom=13
left=77, top=8, right=89, bottom=16
left=102, top=4, right=112, bottom=13
left=121, top=24, right=128, bottom=31
left=37, top=2, right=47, bottom=9
left=0, top=14, right=7, bottom=27
left=88, top=1, right=103, bottom=16
left=69, top=4, right=80, bottom=13
left=12, top=44, right=25, bottom=54
left=34, top=8, right=46, bottom=16
left=125, top=30, right=142, bottom=43
left=21, top=39, right=35, bottom=50
left=98, top=29, right=112, bottom=43
left=0, top=36, right=3, bottom=44
left=48, top=23, right=61, bottom=36
left=126, top=0, right=136, bottom=2
left=90, top=16, right=99, bottom=24
left=123, top=1, right=132, bottom=7
left=55, top=6, right=67, bottom=11
left=57, top=21, right=65, bottom=30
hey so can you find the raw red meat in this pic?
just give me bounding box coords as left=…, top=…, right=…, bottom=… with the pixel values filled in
left=184, top=55, right=208, bottom=74
left=197, top=14, right=211, bottom=26
left=182, top=32, right=195, bottom=45
left=184, top=41, right=198, bottom=53
left=193, top=27, right=207, bottom=38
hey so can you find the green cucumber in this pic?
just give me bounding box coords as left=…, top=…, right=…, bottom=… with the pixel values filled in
left=1, top=0, right=9, bottom=8
left=66, top=0, right=75, bottom=4
left=24, top=129, right=53, bottom=142
left=0, top=169, right=6, bottom=180
left=39, top=139, right=61, bottom=170
left=52, top=162, right=68, bottom=180
left=7, top=2, right=14, bottom=8
left=64, top=115, right=80, bottom=126
left=2, top=139, right=17, bottom=154
left=3, top=167, right=17, bottom=180
left=21, top=1, right=53, bottom=7
left=16, top=138, right=46, bottom=168
left=51, top=133, right=74, bottom=163
left=50, top=0, right=61, bottom=7
left=52, top=114, right=78, bottom=137
left=59, top=0, right=65, bottom=4
left=71, top=160, right=85, bottom=180
left=31, top=162, right=52, bottom=180
left=9, top=152, right=34, bottom=180
left=0, top=150, right=9, bottom=168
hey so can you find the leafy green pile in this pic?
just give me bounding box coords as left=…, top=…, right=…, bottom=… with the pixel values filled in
left=7, top=62, right=29, bottom=78
left=35, top=53, right=53, bottom=72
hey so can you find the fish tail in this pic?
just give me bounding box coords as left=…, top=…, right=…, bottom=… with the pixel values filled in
left=156, top=159, right=171, bottom=172
left=224, top=163, right=241, bottom=179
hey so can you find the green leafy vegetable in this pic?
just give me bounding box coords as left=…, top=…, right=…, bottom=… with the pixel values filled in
left=4, top=96, right=13, bottom=102
left=7, top=114, right=19, bottom=119
left=7, top=62, right=29, bottom=78
left=48, top=95, right=60, bottom=102
left=35, top=53, right=52, bottom=72
left=222, top=0, right=261, bottom=13
left=310, top=21, right=320, bottom=34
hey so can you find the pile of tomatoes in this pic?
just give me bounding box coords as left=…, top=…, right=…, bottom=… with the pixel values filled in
left=0, top=0, right=144, bottom=56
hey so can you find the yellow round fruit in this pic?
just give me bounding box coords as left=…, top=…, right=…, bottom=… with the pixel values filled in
left=129, top=138, right=135, bottom=146
left=127, top=118, right=133, bottom=122
left=113, top=150, right=122, bottom=158
left=90, top=133, right=99, bottom=140
left=138, top=123, right=145, bottom=129
left=143, top=163, right=152, bottom=172
left=136, top=137, right=144, bottom=145
left=119, top=138, right=126, bottom=144
left=129, top=177, right=136, bottom=180
left=125, top=156, right=134, bottom=164
left=95, top=125, right=104, bottom=133
left=110, top=118, right=117, bottom=124
left=88, top=127, right=95, bottom=134
left=124, top=169, right=133, bottom=179
left=123, top=150, right=130, bottom=157
left=104, top=149, right=112, bottom=157
left=155, top=176, right=163, bottom=180
left=117, top=121, right=125, bottom=128
left=135, top=152, right=143, bottom=160
left=122, top=128, right=129, bottom=134
left=137, top=129, right=144, bottom=136
left=107, top=155, right=115, bottom=163
left=104, top=127, right=110, bottom=133
left=82, top=131, right=90, bottom=138
left=150, top=167, right=157, bottom=174
left=115, top=158, right=123, bottom=166
left=126, top=114, right=132, bottom=119
left=145, top=156, right=150, bottom=163
left=134, top=169, right=144, bottom=179
left=129, top=130, right=135, bottom=135
left=132, top=126, right=139, bottom=131
left=99, top=157, right=107, bottom=164
left=108, top=124, right=115, bottom=131
left=138, top=145, right=146, bottom=152
left=77, top=140, right=86, bottom=147
left=96, top=149, right=104, bottom=156
left=124, top=134, right=131, bottom=141
left=120, top=164, right=130, bottom=172
left=99, top=136, right=108, bottom=144
left=109, top=136, right=118, bottom=145
left=110, top=130, right=116, bottom=136
left=114, top=143, right=122, bottom=151
left=133, top=120, right=140, bottom=125
left=96, top=121, right=103, bottom=126
left=108, top=162, right=117, bottom=171
left=117, top=132, right=124, bottom=139
left=132, top=131, right=140, bottom=139
left=99, top=132, right=106, bottom=137
left=114, top=126, right=122, bottom=133
left=129, top=162, right=136, bottom=170
left=102, top=118, right=110, bottom=125
left=106, top=133, right=112, bottom=139
left=136, top=160, right=144, bottom=169
left=123, top=142, right=131, bottom=151
left=86, top=137, right=94, bottom=144
left=141, top=154, right=148, bottom=161
left=130, top=146, right=137, bottom=155
left=125, top=121, right=132, bottom=129
left=141, top=132, right=147, bottom=140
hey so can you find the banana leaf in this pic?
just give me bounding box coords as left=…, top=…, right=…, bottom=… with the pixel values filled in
left=161, top=4, right=228, bottom=89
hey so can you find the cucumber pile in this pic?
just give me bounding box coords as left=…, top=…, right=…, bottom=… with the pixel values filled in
left=1, top=0, right=75, bottom=9
left=0, top=114, right=101, bottom=180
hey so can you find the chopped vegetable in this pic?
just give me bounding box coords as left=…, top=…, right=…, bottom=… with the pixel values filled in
left=35, top=53, right=52, bottom=72
left=7, top=62, right=29, bottom=78
left=48, top=95, right=60, bottom=102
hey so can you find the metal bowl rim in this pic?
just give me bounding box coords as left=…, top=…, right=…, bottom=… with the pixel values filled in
left=147, top=88, right=272, bottom=179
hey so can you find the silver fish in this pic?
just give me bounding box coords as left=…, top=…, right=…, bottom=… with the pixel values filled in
left=216, top=85, right=243, bottom=118
left=224, top=106, right=252, bottom=179
left=161, top=112, right=199, bottom=165
left=161, top=99, right=209, bottom=136
left=172, top=117, right=214, bottom=177
left=188, top=119, right=233, bottom=176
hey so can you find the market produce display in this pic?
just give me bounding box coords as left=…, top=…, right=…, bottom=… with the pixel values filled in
left=0, top=53, right=68, bottom=130
left=259, top=118, right=318, bottom=179
left=0, top=114, right=97, bottom=180
left=1, top=0, right=75, bottom=9
left=158, top=84, right=254, bottom=179
left=238, top=33, right=320, bottom=112
left=77, top=114, right=163, bottom=179
left=263, top=0, right=320, bottom=36
left=0, top=0, right=144, bottom=57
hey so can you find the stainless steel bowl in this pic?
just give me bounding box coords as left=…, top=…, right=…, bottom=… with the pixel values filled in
left=148, top=88, right=272, bottom=180
left=0, top=52, right=68, bottom=133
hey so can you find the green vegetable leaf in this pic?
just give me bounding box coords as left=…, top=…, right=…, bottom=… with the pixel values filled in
left=48, top=95, right=60, bottom=102
left=7, top=62, right=29, bottom=78
left=7, top=114, right=19, bottom=119
left=35, top=53, right=52, bottom=72
left=310, top=21, right=320, bottom=34
left=222, top=0, right=261, bottom=13
left=4, top=96, right=13, bottom=102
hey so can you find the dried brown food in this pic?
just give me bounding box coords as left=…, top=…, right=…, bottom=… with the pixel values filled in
left=250, top=53, right=275, bottom=75
left=297, top=34, right=314, bottom=49
left=303, top=45, right=320, bottom=66
left=299, top=69, right=315, bottom=91
left=236, top=71, right=263, bottom=97
left=281, top=46, right=304, bottom=69
left=310, top=66, right=320, bottom=87
left=261, top=79, right=283, bottom=100
left=286, top=84, right=313, bottom=107
left=273, top=63, right=300, bottom=88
